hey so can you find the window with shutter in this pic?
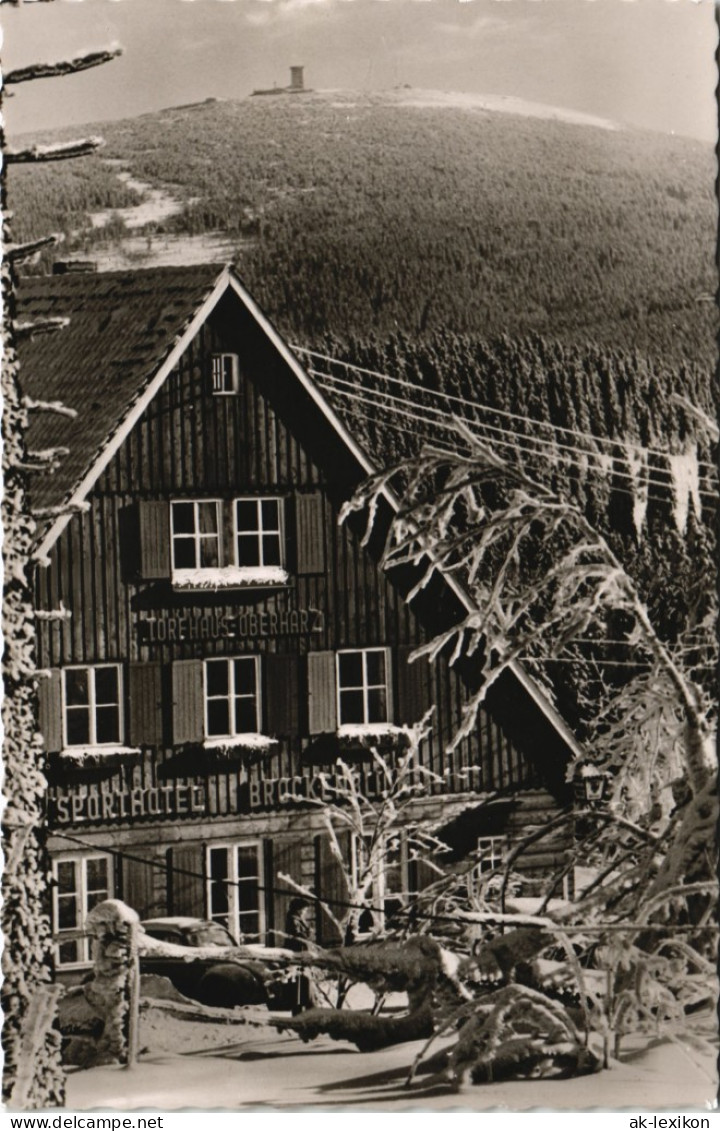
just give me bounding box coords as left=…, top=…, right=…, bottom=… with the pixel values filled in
left=138, top=500, right=170, bottom=579
left=63, top=665, right=123, bottom=748
left=171, top=499, right=221, bottom=577
left=128, top=662, right=164, bottom=748
left=38, top=668, right=63, bottom=753
left=336, top=648, right=392, bottom=726
left=52, top=852, right=113, bottom=966
left=295, top=491, right=325, bottom=575
left=204, top=657, right=261, bottom=737
left=207, top=842, right=264, bottom=942
left=234, top=498, right=285, bottom=569
left=307, top=651, right=337, bottom=735
left=172, top=660, right=204, bottom=744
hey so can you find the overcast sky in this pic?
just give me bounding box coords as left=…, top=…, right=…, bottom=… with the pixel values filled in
left=2, top=0, right=717, bottom=142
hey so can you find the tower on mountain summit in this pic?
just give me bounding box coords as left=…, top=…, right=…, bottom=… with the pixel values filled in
left=252, top=66, right=311, bottom=97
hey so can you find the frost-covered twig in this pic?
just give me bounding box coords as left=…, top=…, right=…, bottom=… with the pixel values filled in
left=4, top=47, right=122, bottom=86
left=23, top=397, right=77, bottom=419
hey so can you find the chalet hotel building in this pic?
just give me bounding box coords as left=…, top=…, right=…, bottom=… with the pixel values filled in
left=17, top=264, right=582, bottom=970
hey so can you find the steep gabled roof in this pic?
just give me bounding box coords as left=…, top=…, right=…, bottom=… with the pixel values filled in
left=16, top=263, right=583, bottom=763
left=17, top=263, right=226, bottom=515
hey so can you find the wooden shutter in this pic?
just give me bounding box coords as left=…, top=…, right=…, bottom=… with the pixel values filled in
left=307, top=651, right=337, bottom=735
left=314, top=831, right=350, bottom=946
left=264, top=653, right=299, bottom=737
left=138, top=501, right=170, bottom=579
left=128, top=662, right=164, bottom=747
left=396, top=645, right=432, bottom=726
left=172, top=660, right=204, bottom=743
left=38, top=668, right=63, bottom=753
left=268, top=837, right=306, bottom=947
left=120, top=854, right=157, bottom=919
left=167, top=843, right=205, bottom=918
left=295, top=491, right=325, bottom=575
left=407, top=856, right=437, bottom=898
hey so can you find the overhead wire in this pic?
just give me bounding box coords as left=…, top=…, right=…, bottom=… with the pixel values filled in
left=312, top=374, right=716, bottom=509
left=312, top=367, right=718, bottom=503
left=313, top=369, right=694, bottom=499
left=51, top=829, right=717, bottom=935
left=293, top=345, right=719, bottom=473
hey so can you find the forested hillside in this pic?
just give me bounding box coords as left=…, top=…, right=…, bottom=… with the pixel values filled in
left=9, top=89, right=716, bottom=727
left=9, top=89, right=717, bottom=366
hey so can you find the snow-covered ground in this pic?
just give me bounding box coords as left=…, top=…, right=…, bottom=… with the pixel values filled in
left=65, top=1006, right=717, bottom=1113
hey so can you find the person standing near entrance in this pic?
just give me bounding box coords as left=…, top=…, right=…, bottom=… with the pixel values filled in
left=284, top=898, right=316, bottom=1015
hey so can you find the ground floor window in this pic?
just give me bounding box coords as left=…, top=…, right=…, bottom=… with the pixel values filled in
left=207, top=842, right=264, bottom=943
left=350, top=832, right=405, bottom=934
left=475, top=835, right=506, bottom=877
left=52, top=853, right=113, bottom=966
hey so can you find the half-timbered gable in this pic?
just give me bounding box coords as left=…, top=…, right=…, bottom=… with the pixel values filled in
left=18, top=264, right=581, bottom=962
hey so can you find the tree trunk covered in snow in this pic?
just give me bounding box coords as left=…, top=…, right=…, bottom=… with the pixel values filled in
left=1, top=251, right=65, bottom=1107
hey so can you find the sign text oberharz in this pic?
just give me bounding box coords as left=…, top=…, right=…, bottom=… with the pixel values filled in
left=140, top=606, right=324, bottom=643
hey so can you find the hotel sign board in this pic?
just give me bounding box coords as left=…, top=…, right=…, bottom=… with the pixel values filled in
left=139, top=606, right=325, bottom=644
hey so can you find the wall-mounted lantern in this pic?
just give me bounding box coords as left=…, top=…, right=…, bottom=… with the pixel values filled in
left=573, top=762, right=613, bottom=806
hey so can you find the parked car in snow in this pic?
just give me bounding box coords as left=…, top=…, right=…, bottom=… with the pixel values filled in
left=139, top=917, right=271, bottom=1007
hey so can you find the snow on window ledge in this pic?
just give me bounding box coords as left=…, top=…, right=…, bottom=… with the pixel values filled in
left=336, top=723, right=408, bottom=741
left=59, top=745, right=141, bottom=766
left=172, top=566, right=289, bottom=591
left=203, top=734, right=278, bottom=754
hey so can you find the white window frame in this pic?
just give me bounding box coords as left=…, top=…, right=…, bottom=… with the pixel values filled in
left=170, top=498, right=222, bottom=574
left=211, top=353, right=239, bottom=395
left=206, top=841, right=265, bottom=943
left=52, top=852, right=114, bottom=968
left=203, top=656, right=262, bottom=738
left=233, top=497, right=285, bottom=570
left=475, top=835, right=506, bottom=876
left=62, top=664, right=123, bottom=748
left=336, top=647, right=392, bottom=727
left=350, top=831, right=406, bottom=935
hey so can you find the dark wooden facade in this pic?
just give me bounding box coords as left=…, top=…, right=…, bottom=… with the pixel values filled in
left=20, top=266, right=579, bottom=964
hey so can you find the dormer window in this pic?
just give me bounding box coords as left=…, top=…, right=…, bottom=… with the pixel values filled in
left=211, top=353, right=239, bottom=395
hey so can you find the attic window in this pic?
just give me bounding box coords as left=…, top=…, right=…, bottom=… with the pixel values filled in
left=211, top=353, right=239, bottom=395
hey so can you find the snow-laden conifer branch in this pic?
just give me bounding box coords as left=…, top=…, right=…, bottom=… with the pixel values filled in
left=5, top=137, right=103, bottom=164
left=6, top=236, right=59, bottom=263
left=23, top=398, right=77, bottom=419
left=4, top=46, right=122, bottom=86
left=32, top=501, right=89, bottom=519
left=14, top=317, right=70, bottom=339
left=20, top=447, right=69, bottom=473
left=34, top=603, right=71, bottom=623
